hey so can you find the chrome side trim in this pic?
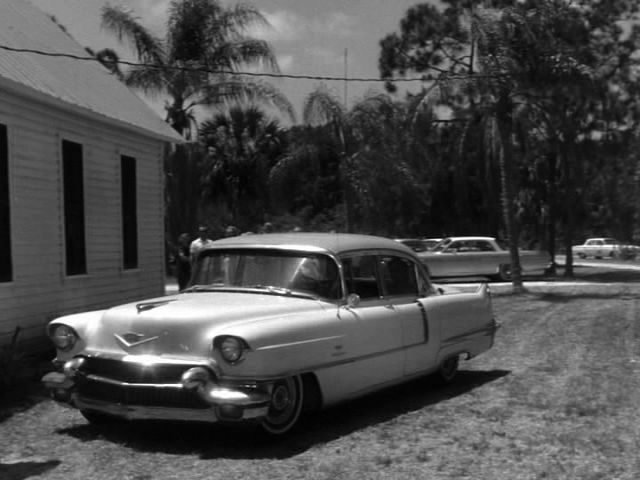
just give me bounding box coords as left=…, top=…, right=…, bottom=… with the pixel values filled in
left=441, top=322, right=500, bottom=349
left=255, top=335, right=345, bottom=351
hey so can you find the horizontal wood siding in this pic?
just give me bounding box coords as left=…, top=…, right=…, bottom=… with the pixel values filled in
left=0, top=89, right=169, bottom=347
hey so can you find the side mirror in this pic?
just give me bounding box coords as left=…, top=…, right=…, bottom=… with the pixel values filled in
left=346, top=293, right=361, bottom=308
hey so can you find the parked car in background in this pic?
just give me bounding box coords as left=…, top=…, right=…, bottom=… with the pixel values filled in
left=419, top=236, right=550, bottom=281
left=572, top=238, right=640, bottom=260
left=395, top=238, right=442, bottom=253
left=42, top=233, right=499, bottom=435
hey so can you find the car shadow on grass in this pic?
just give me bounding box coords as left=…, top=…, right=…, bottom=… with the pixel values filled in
left=0, top=459, right=61, bottom=480
left=56, top=368, right=509, bottom=460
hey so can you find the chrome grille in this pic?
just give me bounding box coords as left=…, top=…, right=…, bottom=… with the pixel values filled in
left=74, top=356, right=214, bottom=409
left=79, top=357, right=205, bottom=383
left=77, top=378, right=210, bottom=409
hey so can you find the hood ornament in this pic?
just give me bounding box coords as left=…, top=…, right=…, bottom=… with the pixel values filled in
left=136, top=300, right=173, bottom=314
left=115, top=332, right=159, bottom=349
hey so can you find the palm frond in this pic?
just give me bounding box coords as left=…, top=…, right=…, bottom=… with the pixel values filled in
left=208, top=39, right=280, bottom=72
left=302, top=86, right=346, bottom=127
left=217, top=4, right=271, bottom=37
left=100, top=5, right=166, bottom=65
left=125, top=66, right=167, bottom=95
left=199, top=79, right=295, bottom=123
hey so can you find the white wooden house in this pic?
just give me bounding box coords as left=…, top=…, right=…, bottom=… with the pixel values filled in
left=0, top=0, right=182, bottom=349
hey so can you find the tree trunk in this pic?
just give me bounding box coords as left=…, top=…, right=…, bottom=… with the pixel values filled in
left=561, top=143, right=574, bottom=277
left=497, top=114, right=525, bottom=293
left=546, top=151, right=558, bottom=275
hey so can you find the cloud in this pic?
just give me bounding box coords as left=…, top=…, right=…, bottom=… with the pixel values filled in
left=250, top=11, right=302, bottom=42
left=305, top=46, right=344, bottom=67
left=134, top=0, right=171, bottom=33
left=249, top=10, right=357, bottom=43
left=277, top=54, right=294, bottom=72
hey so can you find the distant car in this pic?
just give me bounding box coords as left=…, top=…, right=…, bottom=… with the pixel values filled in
left=395, top=238, right=442, bottom=253
left=418, top=236, right=550, bottom=281
left=572, top=238, right=639, bottom=260
left=42, top=233, right=498, bottom=435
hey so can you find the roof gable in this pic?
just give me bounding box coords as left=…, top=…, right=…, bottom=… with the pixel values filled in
left=0, top=0, right=182, bottom=143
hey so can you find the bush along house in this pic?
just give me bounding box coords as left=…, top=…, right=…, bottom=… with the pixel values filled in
left=0, top=0, right=182, bottom=350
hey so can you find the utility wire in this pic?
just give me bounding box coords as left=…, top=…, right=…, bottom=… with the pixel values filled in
left=0, top=44, right=488, bottom=82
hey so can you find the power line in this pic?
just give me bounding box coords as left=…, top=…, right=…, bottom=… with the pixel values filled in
left=0, top=44, right=481, bottom=83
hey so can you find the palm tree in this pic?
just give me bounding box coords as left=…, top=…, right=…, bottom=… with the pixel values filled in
left=199, top=106, right=285, bottom=228
left=101, top=0, right=294, bottom=138
left=300, top=85, right=368, bottom=232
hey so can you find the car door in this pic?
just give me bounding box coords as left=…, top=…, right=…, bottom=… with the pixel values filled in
left=335, top=253, right=405, bottom=393
left=377, top=254, right=438, bottom=376
left=438, top=240, right=473, bottom=276
left=587, top=239, right=603, bottom=257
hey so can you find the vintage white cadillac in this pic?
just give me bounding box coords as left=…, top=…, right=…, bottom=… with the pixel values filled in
left=42, top=233, right=499, bottom=435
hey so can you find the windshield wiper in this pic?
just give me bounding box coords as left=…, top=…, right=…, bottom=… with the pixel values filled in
left=181, top=283, right=227, bottom=293
left=248, top=284, right=318, bottom=299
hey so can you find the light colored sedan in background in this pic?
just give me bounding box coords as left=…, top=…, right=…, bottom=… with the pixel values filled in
left=43, top=233, right=498, bottom=435
left=419, top=236, right=550, bottom=281
left=572, top=238, right=639, bottom=260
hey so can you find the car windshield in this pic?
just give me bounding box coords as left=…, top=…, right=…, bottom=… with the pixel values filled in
left=188, top=249, right=341, bottom=300
left=399, top=240, right=426, bottom=252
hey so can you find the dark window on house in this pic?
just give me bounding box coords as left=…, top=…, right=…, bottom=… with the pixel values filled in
left=63, top=140, right=87, bottom=276
left=121, top=155, right=138, bottom=269
left=0, top=124, right=11, bottom=282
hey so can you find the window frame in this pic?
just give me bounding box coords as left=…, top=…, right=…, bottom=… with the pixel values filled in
left=0, top=122, right=12, bottom=283
left=340, top=250, right=431, bottom=301
left=61, top=138, right=87, bottom=277
left=120, top=154, right=138, bottom=270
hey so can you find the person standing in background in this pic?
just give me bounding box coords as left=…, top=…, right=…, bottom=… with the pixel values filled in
left=175, top=233, right=192, bottom=290
left=189, top=225, right=214, bottom=265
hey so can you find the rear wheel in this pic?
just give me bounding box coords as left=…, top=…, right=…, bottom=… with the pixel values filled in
left=437, top=355, right=460, bottom=384
left=261, top=376, right=304, bottom=435
left=498, top=264, right=512, bottom=281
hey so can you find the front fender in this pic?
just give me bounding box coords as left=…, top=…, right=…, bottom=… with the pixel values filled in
left=48, top=310, right=106, bottom=362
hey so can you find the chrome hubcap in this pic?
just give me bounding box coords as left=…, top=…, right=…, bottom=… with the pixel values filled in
left=271, top=384, right=291, bottom=411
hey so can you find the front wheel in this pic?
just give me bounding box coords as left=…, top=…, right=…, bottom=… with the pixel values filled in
left=577, top=253, right=586, bottom=259
left=80, top=410, right=120, bottom=425
left=261, top=376, right=304, bottom=435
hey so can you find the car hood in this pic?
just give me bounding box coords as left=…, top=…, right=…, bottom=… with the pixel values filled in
left=82, top=291, right=330, bottom=358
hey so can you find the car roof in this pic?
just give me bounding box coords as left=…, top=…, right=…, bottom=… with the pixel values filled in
left=442, top=236, right=496, bottom=242
left=207, top=232, right=415, bottom=256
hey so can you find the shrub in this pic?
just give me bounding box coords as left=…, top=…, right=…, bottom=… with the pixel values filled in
left=0, top=327, right=33, bottom=401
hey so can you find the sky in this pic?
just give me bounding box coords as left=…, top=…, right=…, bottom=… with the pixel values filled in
left=29, top=0, right=430, bottom=123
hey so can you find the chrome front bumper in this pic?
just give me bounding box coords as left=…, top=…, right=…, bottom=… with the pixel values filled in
left=42, top=361, right=271, bottom=423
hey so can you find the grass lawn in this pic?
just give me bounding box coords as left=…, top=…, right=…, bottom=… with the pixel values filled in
left=1, top=276, right=640, bottom=479
left=254, top=281, right=639, bottom=480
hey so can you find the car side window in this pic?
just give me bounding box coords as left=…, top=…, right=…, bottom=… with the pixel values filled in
left=477, top=241, right=494, bottom=252
left=445, top=241, right=460, bottom=252
left=380, top=256, right=418, bottom=297
left=342, top=255, right=380, bottom=299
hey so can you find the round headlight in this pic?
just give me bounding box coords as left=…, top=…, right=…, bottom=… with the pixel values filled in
left=51, top=324, right=78, bottom=351
left=218, top=336, right=244, bottom=363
